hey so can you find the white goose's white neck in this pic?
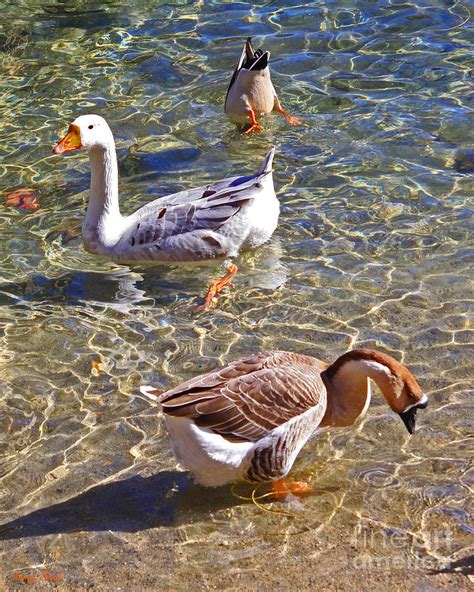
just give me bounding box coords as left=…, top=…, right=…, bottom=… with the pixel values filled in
left=82, top=144, right=124, bottom=254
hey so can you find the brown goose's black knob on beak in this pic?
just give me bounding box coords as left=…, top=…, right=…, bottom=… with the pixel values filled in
left=399, top=398, right=428, bottom=434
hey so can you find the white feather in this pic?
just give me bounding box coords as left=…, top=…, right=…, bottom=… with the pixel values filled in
left=139, top=386, right=159, bottom=402
left=165, top=416, right=254, bottom=487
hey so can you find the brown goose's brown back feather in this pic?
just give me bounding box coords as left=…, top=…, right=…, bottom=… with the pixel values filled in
left=159, top=351, right=328, bottom=444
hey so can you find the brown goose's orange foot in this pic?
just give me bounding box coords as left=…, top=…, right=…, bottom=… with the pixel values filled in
left=194, top=264, right=238, bottom=314
left=270, top=479, right=313, bottom=499
left=243, top=123, right=263, bottom=135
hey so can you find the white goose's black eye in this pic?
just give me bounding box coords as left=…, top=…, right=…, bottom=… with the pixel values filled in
left=88, top=124, right=94, bottom=129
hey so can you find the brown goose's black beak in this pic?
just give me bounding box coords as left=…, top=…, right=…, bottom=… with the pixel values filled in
left=398, top=399, right=428, bottom=434
left=399, top=408, right=417, bottom=434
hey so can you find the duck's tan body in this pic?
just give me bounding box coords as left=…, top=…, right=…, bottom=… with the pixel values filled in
left=225, top=68, right=276, bottom=125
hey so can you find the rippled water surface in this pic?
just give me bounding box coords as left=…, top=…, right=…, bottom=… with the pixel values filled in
left=0, top=0, right=472, bottom=589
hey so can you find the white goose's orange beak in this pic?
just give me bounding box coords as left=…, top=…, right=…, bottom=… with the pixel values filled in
left=52, top=124, right=83, bottom=155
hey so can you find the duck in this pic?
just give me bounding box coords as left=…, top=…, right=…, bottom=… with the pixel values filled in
left=140, top=348, right=428, bottom=497
left=52, top=114, right=279, bottom=311
left=225, top=37, right=302, bottom=134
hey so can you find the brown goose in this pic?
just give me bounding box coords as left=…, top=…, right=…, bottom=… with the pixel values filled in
left=140, top=348, right=428, bottom=497
left=224, top=37, right=302, bottom=134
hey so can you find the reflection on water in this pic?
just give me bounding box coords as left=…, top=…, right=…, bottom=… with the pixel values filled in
left=0, top=0, right=472, bottom=588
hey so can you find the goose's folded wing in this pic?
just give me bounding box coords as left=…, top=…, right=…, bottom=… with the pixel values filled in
left=138, top=172, right=255, bottom=211
left=157, top=351, right=327, bottom=443
left=123, top=173, right=269, bottom=247
left=129, top=147, right=274, bottom=214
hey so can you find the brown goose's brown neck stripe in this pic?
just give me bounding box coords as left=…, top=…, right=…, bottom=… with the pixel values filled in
left=324, top=348, right=422, bottom=398
left=320, top=348, right=424, bottom=429
left=325, top=349, right=402, bottom=380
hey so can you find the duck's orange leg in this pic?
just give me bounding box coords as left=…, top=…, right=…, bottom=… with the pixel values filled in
left=243, top=106, right=263, bottom=135
left=277, top=107, right=302, bottom=126
left=274, top=95, right=302, bottom=126
left=270, top=479, right=313, bottom=499
left=195, top=264, right=238, bottom=313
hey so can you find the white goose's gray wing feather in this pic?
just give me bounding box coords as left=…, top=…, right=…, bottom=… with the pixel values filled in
left=127, top=146, right=274, bottom=216
left=116, top=170, right=271, bottom=258
left=135, top=173, right=251, bottom=213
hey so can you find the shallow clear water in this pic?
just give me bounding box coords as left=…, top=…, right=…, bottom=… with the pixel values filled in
left=0, top=0, right=472, bottom=588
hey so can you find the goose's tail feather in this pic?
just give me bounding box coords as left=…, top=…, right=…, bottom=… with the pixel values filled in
left=257, top=147, right=276, bottom=176
left=139, top=386, right=161, bottom=402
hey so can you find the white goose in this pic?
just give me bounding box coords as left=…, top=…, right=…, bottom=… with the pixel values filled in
left=141, top=348, right=428, bottom=497
left=225, top=37, right=302, bottom=134
left=53, top=114, right=279, bottom=310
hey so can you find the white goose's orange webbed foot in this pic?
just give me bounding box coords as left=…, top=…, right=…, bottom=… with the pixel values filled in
left=270, top=479, right=313, bottom=499
left=194, top=264, right=238, bottom=313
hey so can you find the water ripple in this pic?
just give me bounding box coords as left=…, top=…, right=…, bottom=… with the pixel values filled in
left=0, top=0, right=472, bottom=588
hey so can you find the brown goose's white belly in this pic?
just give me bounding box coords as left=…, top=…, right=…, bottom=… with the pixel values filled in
left=165, top=416, right=255, bottom=487
left=164, top=392, right=326, bottom=487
